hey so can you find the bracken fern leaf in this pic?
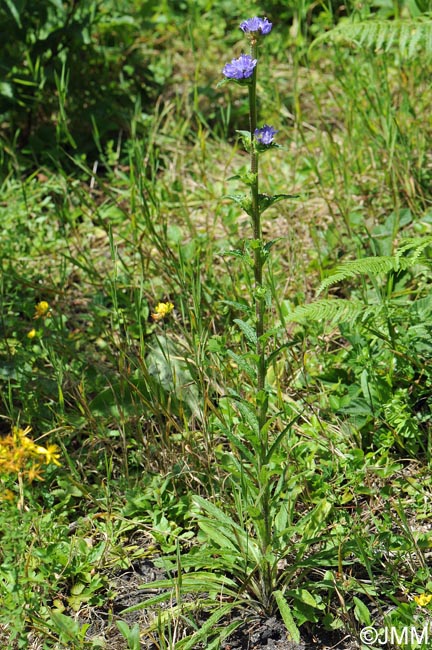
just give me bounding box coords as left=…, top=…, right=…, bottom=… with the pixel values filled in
left=312, top=18, right=432, bottom=59
left=317, top=256, right=409, bottom=294
left=286, top=299, right=365, bottom=324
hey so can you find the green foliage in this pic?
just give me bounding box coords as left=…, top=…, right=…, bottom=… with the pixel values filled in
left=0, top=0, right=166, bottom=171
left=1, top=1, right=432, bottom=648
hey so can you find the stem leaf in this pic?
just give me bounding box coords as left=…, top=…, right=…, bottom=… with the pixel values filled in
left=227, top=193, right=253, bottom=216
left=227, top=350, right=256, bottom=380
left=258, top=193, right=298, bottom=215
left=234, top=318, right=258, bottom=345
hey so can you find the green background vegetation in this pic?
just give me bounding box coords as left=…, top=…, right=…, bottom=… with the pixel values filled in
left=1, top=0, right=432, bottom=648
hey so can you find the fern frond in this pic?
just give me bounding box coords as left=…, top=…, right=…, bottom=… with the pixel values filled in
left=318, top=256, right=410, bottom=294
left=312, top=18, right=432, bottom=58
left=286, top=299, right=365, bottom=324
left=395, top=235, right=432, bottom=262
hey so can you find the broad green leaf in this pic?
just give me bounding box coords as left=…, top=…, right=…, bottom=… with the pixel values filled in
left=353, top=596, right=372, bottom=625
left=116, top=621, right=141, bottom=650
left=295, top=589, right=319, bottom=608
left=146, top=335, right=202, bottom=418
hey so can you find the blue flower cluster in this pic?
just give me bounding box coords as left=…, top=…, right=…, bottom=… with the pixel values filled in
left=222, top=17, right=277, bottom=147
left=254, top=125, right=278, bottom=145
left=222, top=54, right=257, bottom=80
left=240, top=17, right=272, bottom=35
left=222, top=16, right=272, bottom=81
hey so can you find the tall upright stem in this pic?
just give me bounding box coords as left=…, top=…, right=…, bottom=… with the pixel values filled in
left=248, top=40, right=271, bottom=580
left=248, top=40, right=267, bottom=437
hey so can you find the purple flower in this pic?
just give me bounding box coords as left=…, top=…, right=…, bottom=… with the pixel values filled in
left=222, top=54, right=257, bottom=80
left=240, top=17, right=273, bottom=35
left=254, top=125, right=278, bottom=145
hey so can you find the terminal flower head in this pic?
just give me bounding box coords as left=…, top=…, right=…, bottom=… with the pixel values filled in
left=152, top=302, right=174, bottom=321
left=240, top=17, right=272, bottom=36
left=34, top=301, right=50, bottom=319
left=254, top=124, right=278, bottom=145
left=223, top=54, right=257, bottom=80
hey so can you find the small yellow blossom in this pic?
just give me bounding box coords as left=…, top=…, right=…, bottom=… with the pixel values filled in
left=34, top=301, right=51, bottom=319
left=413, top=594, right=432, bottom=607
left=152, top=301, right=174, bottom=321
left=27, top=328, right=37, bottom=339
left=34, top=443, right=62, bottom=466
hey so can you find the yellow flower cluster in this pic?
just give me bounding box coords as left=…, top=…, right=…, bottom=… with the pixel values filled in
left=152, top=301, right=174, bottom=321
left=0, top=426, right=61, bottom=484
left=413, top=593, right=432, bottom=607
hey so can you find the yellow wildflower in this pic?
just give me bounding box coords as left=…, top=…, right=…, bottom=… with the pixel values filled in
left=152, top=302, right=174, bottom=321
left=0, top=426, right=61, bottom=485
left=34, top=443, right=62, bottom=466
left=27, top=328, right=37, bottom=339
left=413, top=594, right=432, bottom=607
left=34, top=301, right=51, bottom=319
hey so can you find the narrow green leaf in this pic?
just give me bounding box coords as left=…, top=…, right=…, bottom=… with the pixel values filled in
left=235, top=398, right=259, bottom=435
left=274, top=590, right=301, bottom=643
left=4, top=0, right=22, bottom=26
left=176, top=604, right=235, bottom=650
left=221, top=424, right=256, bottom=464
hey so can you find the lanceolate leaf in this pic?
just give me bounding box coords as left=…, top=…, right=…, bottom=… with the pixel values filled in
left=258, top=193, right=297, bottom=214
left=227, top=350, right=256, bottom=380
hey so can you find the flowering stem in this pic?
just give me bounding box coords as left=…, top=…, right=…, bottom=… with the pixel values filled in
left=248, top=38, right=271, bottom=583
left=248, top=40, right=267, bottom=436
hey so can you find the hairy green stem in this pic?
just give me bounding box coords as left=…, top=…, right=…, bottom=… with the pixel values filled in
left=248, top=41, right=267, bottom=435
left=249, top=38, right=271, bottom=591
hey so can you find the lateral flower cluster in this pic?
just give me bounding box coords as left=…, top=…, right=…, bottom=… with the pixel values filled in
left=222, top=53, right=257, bottom=80
left=255, top=125, right=278, bottom=145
